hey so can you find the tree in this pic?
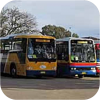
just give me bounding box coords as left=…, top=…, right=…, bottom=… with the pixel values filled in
left=0, top=7, right=37, bottom=37
left=41, top=25, right=79, bottom=39
left=72, top=33, right=79, bottom=38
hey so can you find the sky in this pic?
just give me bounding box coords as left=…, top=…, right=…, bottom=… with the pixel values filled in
left=3, top=0, right=99, bottom=37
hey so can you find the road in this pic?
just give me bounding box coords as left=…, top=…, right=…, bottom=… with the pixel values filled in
left=1, top=75, right=100, bottom=99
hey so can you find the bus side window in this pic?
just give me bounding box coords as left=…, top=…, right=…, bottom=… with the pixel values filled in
left=6, top=41, right=11, bottom=51
left=1, top=39, right=11, bottom=53
left=57, top=41, right=69, bottom=61
left=13, top=39, right=22, bottom=51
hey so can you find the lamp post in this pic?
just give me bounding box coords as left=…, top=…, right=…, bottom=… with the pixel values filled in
left=69, top=27, right=72, bottom=37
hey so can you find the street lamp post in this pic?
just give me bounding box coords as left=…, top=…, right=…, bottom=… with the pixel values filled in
left=69, top=27, right=72, bottom=37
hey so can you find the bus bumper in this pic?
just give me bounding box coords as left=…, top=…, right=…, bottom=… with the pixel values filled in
left=70, top=70, right=96, bottom=76
left=26, top=70, right=56, bottom=77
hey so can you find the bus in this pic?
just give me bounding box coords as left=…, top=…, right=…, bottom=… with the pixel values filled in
left=95, top=43, right=100, bottom=75
left=56, top=37, right=96, bottom=78
left=0, top=33, right=57, bottom=77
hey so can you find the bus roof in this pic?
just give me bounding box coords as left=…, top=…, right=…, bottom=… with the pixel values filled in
left=0, top=33, right=55, bottom=40
left=56, top=37, right=93, bottom=41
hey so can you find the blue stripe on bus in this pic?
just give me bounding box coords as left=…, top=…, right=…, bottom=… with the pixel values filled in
left=70, top=66, right=96, bottom=68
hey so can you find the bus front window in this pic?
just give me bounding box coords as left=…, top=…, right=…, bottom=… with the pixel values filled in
left=28, top=38, right=56, bottom=61
left=71, top=40, right=95, bottom=62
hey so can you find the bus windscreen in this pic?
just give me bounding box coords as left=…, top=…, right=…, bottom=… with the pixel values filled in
left=71, top=40, right=95, bottom=62
left=27, top=38, right=56, bottom=62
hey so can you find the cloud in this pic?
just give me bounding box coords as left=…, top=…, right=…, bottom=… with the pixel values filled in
left=4, top=0, right=99, bottom=37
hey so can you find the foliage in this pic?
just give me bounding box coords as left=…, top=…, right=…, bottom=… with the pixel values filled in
left=42, top=25, right=79, bottom=38
left=72, top=33, right=79, bottom=38
left=0, top=7, right=37, bottom=37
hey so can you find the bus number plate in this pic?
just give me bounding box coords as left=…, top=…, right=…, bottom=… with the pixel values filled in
left=40, top=71, right=45, bottom=74
left=82, top=72, right=86, bottom=74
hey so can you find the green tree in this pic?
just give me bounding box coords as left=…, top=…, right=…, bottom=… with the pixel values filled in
left=0, top=7, right=37, bottom=37
left=42, top=25, right=71, bottom=39
left=72, top=33, right=79, bottom=38
left=42, top=25, right=79, bottom=38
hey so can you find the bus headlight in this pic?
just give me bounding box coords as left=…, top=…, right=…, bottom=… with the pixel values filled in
left=71, top=68, right=74, bottom=70
left=74, top=68, right=76, bottom=70
left=71, top=68, right=77, bottom=70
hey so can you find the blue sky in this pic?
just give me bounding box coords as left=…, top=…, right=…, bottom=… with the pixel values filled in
left=4, top=0, right=99, bottom=37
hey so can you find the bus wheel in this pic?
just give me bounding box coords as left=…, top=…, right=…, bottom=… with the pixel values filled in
left=78, top=75, right=83, bottom=78
left=10, top=66, right=17, bottom=77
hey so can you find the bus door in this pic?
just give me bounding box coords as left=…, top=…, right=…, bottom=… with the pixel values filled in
left=11, top=38, right=27, bottom=76
left=56, top=41, right=69, bottom=76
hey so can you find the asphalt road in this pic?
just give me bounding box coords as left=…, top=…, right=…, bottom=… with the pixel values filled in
left=1, top=75, right=99, bottom=89
left=1, top=75, right=100, bottom=99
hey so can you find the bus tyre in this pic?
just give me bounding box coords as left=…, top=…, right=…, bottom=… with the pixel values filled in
left=10, top=66, right=17, bottom=78
left=78, top=75, right=83, bottom=78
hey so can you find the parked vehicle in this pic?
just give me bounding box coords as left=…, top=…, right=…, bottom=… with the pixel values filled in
left=56, top=37, right=96, bottom=78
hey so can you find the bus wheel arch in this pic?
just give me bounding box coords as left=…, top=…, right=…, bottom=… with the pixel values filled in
left=10, top=63, right=17, bottom=77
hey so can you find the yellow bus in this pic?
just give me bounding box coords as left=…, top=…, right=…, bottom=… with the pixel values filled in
left=0, top=33, right=57, bottom=77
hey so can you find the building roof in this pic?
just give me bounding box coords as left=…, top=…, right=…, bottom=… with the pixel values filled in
left=82, top=36, right=100, bottom=44
left=56, top=37, right=93, bottom=41
left=94, top=40, right=100, bottom=44
left=82, top=36, right=100, bottom=40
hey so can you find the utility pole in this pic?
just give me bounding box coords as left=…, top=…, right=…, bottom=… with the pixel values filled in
left=69, top=27, right=72, bottom=37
